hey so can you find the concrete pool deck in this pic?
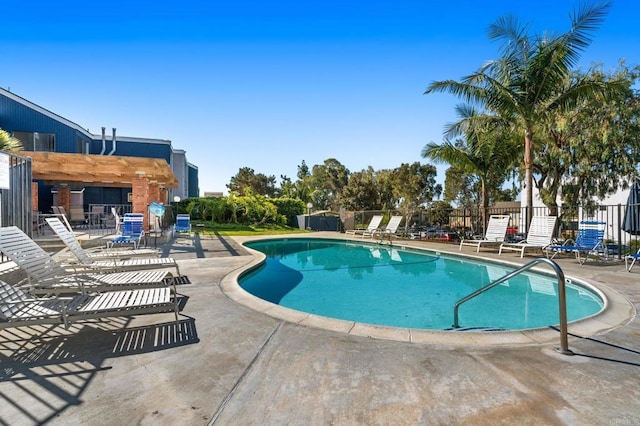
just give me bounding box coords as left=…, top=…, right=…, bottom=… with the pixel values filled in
left=1, top=231, right=639, bottom=424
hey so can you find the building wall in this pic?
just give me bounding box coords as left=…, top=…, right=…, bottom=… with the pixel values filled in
left=0, top=91, right=92, bottom=153
left=171, top=151, right=188, bottom=200
left=188, top=164, right=199, bottom=198
left=0, top=88, right=199, bottom=212
left=89, top=138, right=173, bottom=163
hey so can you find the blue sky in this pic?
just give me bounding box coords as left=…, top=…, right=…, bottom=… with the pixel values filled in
left=2, top=1, right=638, bottom=195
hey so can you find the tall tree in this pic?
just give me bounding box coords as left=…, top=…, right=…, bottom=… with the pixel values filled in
left=310, top=158, right=350, bottom=210
left=278, top=175, right=294, bottom=198
left=389, top=162, right=441, bottom=231
left=443, top=166, right=478, bottom=207
left=535, top=63, right=640, bottom=212
left=375, top=169, right=398, bottom=211
left=423, top=104, right=520, bottom=226
left=227, top=167, right=277, bottom=197
left=293, top=160, right=313, bottom=203
left=341, top=167, right=381, bottom=211
left=425, top=2, right=616, bottom=224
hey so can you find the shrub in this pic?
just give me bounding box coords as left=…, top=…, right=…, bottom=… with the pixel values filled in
left=271, top=198, right=306, bottom=226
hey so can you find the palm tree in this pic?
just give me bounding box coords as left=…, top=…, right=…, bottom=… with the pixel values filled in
left=422, top=104, right=519, bottom=229
left=425, top=2, right=615, bottom=225
left=0, top=129, right=22, bottom=151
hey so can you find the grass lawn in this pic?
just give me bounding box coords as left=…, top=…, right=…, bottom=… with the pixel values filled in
left=192, top=221, right=310, bottom=236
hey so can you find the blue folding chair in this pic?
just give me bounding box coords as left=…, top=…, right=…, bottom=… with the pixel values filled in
left=546, top=221, right=607, bottom=264
left=108, top=213, right=145, bottom=249
left=173, top=214, right=193, bottom=243
left=174, top=214, right=191, bottom=233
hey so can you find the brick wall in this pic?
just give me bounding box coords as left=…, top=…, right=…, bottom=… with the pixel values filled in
left=32, top=182, right=38, bottom=211
left=57, top=187, right=71, bottom=215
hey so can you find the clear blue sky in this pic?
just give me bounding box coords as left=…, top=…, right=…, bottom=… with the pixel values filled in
left=2, top=1, right=638, bottom=195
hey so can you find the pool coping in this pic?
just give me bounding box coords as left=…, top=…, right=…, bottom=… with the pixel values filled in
left=220, top=234, right=635, bottom=348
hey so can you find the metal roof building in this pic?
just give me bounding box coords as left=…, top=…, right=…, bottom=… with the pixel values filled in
left=0, top=87, right=199, bottom=214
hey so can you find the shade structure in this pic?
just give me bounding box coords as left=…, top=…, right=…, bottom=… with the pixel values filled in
left=622, top=181, right=640, bottom=235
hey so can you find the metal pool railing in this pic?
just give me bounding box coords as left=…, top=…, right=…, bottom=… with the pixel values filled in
left=452, top=257, right=573, bottom=355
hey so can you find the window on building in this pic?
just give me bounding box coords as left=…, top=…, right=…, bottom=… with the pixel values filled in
left=76, top=137, right=87, bottom=153
left=13, top=131, right=55, bottom=151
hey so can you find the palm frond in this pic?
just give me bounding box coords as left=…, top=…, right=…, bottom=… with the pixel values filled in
left=560, top=1, right=612, bottom=67
left=0, top=129, right=22, bottom=151
left=422, top=140, right=478, bottom=173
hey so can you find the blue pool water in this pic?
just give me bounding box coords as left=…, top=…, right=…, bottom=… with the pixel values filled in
left=240, top=239, right=604, bottom=330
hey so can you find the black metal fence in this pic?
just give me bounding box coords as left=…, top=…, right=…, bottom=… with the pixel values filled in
left=342, top=203, right=640, bottom=257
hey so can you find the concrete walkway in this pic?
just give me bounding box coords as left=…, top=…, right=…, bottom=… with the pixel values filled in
left=1, top=231, right=639, bottom=425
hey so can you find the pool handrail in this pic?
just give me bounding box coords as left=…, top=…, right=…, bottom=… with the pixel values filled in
left=453, top=257, right=572, bottom=355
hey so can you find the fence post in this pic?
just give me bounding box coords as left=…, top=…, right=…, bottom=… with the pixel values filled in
left=618, top=204, right=622, bottom=259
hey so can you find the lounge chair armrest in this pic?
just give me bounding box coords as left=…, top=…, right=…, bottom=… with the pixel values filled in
left=3, top=298, right=37, bottom=305
left=3, top=295, right=70, bottom=304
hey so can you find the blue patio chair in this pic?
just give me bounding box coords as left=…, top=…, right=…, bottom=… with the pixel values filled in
left=173, top=214, right=193, bottom=245
left=174, top=214, right=191, bottom=234
left=546, top=221, right=607, bottom=264
left=108, top=213, right=145, bottom=249
left=625, top=249, right=640, bottom=272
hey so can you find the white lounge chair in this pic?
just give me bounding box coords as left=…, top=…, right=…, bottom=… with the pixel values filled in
left=45, top=217, right=181, bottom=277
left=111, top=207, right=125, bottom=234
left=372, top=215, right=403, bottom=240
left=499, top=216, right=557, bottom=258
left=0, top=226, right=174, bottom=294
left=345, top=215, right=383, bottom=239
left=0, top=279, right=178, bottom=329
left=459, top=215, right=511, bottom=252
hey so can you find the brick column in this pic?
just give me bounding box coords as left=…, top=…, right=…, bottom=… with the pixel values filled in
left=31, top=182, right=39, bottom=211
left=148, top=181, right=160, bottom=204
left=132, top=176, right=150, bottom=230
left=57, top=186, right=71, bottom=215
left=159, top=188, right=168, bottom=204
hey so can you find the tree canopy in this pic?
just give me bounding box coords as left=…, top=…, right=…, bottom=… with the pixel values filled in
left=534, top=62, right=640, bottom=212
left=425, top=1, right=617, bottom=222
left=227, top=167, right=278, bottom=198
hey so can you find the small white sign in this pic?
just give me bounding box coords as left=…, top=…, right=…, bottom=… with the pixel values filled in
left=0, top=154, right=10, bottom=189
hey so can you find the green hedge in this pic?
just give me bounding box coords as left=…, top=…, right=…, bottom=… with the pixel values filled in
left=171, top=195, right=305, bottom=225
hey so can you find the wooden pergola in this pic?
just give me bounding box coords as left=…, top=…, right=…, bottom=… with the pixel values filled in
left=25, top=151, right=178, bottom=188
left=23, top=151, right=178, bottom=229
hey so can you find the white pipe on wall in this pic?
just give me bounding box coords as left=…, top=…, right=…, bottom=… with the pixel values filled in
left=108, top=128, right=117, bottom=155
left=100, top=127, right=106, bottom=155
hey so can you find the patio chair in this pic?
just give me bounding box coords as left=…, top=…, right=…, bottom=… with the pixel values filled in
left=345, top=215, right=383, bottom=238
left=0, top=226, right=174, bottom=294
left=625, top=249, right=640, bottom=272
left=45, top=217, right=181, bottom=277
left=499, top=216, right=557, bottom=258
left=108, top=213, right=145, bottom=249
left=70, top=207, right=86, bottom=227
left=174, top=214, right=192, bottom=235
left=0, top=279, right=178, bottom=330
left=371, top=215, right=403, bottom=240
left=459, top=215, right=511, bottom=252
left=85, top=204, right=106, bottom=229
left=545, top=221, right=607, bottom=264
left=111, top=207, right=124, bottom=233
left=172, top=214, right=194, bottom=245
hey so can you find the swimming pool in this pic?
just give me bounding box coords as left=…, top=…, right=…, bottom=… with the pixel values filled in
left=239, top=238, right=604, bottom=331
